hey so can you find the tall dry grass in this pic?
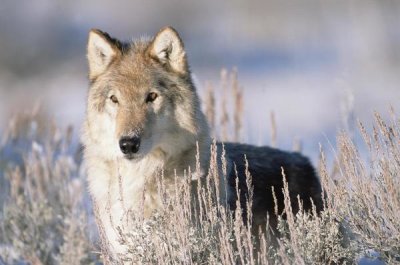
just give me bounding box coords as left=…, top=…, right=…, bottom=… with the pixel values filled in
left=0, top=109, right=100, bottom=264
left=0, top=70, right=399, bottom=264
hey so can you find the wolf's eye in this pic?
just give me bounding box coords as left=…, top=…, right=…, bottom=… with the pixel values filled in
left=110, top=95, right=119, bottom=104
left=146, top=92, right=158, bottom=103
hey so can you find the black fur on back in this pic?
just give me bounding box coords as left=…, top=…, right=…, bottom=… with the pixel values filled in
left=220, top=142, right=323, bottom=227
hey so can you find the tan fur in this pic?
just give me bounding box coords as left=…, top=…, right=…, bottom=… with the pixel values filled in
left=82, top=27, right=213, bottom=256
left=82, top=27, right=322, bottom=260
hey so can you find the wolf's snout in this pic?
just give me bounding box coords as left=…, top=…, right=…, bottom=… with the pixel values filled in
left=119, top=136, right=141, bottom=155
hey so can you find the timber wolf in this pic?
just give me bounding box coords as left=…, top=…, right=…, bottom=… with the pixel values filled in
left=82, top=26, right=322, bottom=258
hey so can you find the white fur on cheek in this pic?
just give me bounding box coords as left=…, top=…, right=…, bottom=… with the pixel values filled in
left=87, top=108, right=121, bottom=160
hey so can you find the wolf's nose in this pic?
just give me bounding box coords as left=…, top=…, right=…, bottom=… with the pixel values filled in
left=119, top=136, right=141, bottom=155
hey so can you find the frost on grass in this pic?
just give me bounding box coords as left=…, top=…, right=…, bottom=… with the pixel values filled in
left=0, top=110, right=100, bottom=264
left=0, top=79, right=399, bottom=264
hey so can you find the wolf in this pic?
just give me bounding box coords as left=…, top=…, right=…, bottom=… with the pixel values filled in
left=82, top=26, right=322, bottom=258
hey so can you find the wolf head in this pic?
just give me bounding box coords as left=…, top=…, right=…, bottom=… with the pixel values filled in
left=83, top=27, right=209, bottom=160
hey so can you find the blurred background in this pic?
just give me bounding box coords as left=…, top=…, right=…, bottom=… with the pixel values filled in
left=1, top=0, right=399, bottom=160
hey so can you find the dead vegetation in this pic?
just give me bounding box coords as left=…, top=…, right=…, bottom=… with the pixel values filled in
left=0, top=70, right=399, bottom=264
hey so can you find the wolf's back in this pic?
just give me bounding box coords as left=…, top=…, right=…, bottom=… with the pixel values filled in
left=221, top=142, right=323, bottom=225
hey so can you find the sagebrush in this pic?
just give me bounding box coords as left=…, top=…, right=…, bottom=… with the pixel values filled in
left=0, top=71, right=399, bottom=264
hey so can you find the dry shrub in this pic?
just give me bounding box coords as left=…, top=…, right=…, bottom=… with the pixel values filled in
left=0, top=108, right=99, bottom=264
left=269, top=108, right=399, bottom=264
left=331, top=110, right=400, bottom=263
left=0, top=72, right=399, bottom=264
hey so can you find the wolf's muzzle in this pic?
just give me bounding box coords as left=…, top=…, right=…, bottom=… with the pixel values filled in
left=119, top=136, right=141, bottom=155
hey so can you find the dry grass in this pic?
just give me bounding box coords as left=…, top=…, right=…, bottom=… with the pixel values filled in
left=0, top=109, right=100, bottom=264
left=0, top=70, right=399, bottom=264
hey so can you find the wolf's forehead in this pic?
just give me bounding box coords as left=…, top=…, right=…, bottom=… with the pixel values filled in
left=106, top=40, right=169, bottom=92
left=110, top=54, right=154, bottom=89
left=109, top=69, right=153, bottom=91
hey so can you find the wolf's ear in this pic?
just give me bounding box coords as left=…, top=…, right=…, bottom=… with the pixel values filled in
left=148, top=27, right=188, bottom=75
left=87, top=29, right=121, bottom=79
